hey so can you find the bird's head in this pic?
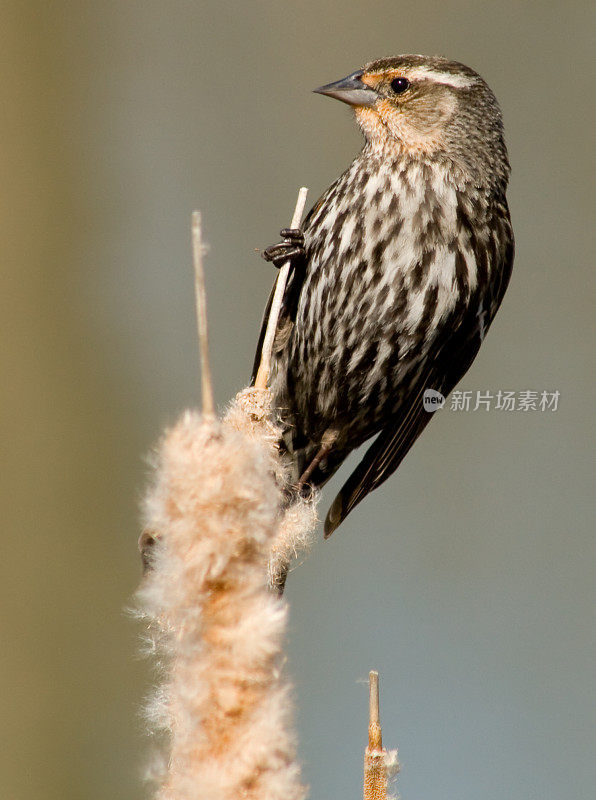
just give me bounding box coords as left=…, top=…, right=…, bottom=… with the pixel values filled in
left=315, top=55, right=509, bottom=187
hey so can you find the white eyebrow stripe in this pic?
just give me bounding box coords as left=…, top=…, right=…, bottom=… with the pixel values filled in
left=406, top=67, right=478, bottom=89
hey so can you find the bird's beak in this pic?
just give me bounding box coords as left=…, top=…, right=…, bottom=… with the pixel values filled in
left=313, top=70, right=377, bottom=108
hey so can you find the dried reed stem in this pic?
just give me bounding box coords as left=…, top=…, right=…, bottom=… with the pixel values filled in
left=363, top=671, right=399, bottom=800
left=248, top=186, right=315, bottom=590
left=253, top=187, right=309, bottom=389
left=192, top=211, right=215, bottom=418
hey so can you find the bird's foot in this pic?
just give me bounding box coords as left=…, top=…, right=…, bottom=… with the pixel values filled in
left=262, top=228, right=305, bottom=269
left=296, top=431, right=338, bottom=494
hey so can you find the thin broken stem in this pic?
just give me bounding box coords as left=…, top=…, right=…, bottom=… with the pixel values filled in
left=192, top=211, right=215, bottom=418
left=368, top=670, right=383, bottom=751
left=368, top=670, right=382, bottom=749
left=253, top=187, right=309, bottom=389
left=363, top=669, right=399, bottom=800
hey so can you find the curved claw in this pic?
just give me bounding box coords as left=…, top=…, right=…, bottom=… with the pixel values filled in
left=279, top=228, right=304, bottom=244
left=262, top=242, right=305, bottom=268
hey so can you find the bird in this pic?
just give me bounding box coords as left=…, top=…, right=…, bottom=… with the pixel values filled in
left=252, top=55, right=514, bottom=538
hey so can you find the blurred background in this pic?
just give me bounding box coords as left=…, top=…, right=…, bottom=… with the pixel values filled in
left=2, top=1, right=595, bottom=798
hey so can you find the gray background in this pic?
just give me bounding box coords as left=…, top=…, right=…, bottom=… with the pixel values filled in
left=2, top=2, right=594, bottom=798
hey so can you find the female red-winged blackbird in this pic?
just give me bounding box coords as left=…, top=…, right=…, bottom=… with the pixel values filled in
left=253, top=55, right=514, bottom=537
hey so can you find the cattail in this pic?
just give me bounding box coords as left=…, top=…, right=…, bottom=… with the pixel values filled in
left=137, top=402, right=306, bottom=800
left=135, top=208, right=314, bottom=800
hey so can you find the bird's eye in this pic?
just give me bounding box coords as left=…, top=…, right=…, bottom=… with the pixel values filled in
left=390, top=77, right=410, bottom=94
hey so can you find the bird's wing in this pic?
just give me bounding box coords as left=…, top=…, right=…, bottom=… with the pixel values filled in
left=324, top=196, right=515, bottom=536
left=322, top=288, right=494, bottom=537
left=324, top=368, right=436, bottom=537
